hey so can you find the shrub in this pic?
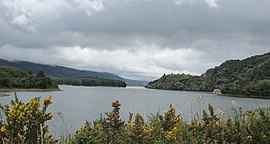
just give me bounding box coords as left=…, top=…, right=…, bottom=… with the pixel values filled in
left=69, top=100, right=270, bottom=144
left=0, top=96, right=56, bottom=143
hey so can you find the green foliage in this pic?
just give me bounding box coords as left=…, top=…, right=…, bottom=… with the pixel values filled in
left=0, top=96, right=56, bottom=143
left=1, top=97, right=268, bottom=144
left=67, top=100, right=270, bottom=144
left=36, top=71, right=53, bottom=89
left=146, top=73, right=213, bottom=92
left=146, top=52, right=270, bottom=97
left=74, top=100, right=127, bottom=144
left=74, top=121, right=105, bottom=144
left=53, top=77, right=127, bottom=87
left=0, top=66, right=58, bottom=89
left=127, top=112, right=151, bottom=144
left=102, top=100, right=126, bottom=143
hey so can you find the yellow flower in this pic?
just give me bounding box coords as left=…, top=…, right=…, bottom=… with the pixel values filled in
left=44, top=96, right=53, bottom=107
left=80, top=125, right=88, bottom=131
left=24, top=106, right=29, bottom=112
left=20, top=104, right=25, bottom=110
left=47, top=112, right=53, bottom=118
left=111, top=100, right=121, bottom=107
left=174, top=116, right=180, bottom=123
left=263, top=135, right=267, bottom=138
left=30, top=98, right=41, bottom=107
left=0, top=126, right=6, bottom=133
left=165, top=131, right=177, bottom=141
left=172, top=127, right=178, bottom=132
left=247, top=135, right=253, bottom=139
left=18, top=133, right=23, bottom=140
left=143, top=124, right=148, bottom=131
left=4, top=104, right=9, bottom=111
left=95, top=123, right=101, bottom=129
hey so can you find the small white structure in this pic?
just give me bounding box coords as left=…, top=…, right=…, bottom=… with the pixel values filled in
left=213, top=89, right=222, bottom=95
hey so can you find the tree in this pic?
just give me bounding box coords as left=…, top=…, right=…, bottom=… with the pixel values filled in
left=36, top=71, right=48, bottom=89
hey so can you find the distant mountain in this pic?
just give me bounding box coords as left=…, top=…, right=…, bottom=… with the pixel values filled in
left=0, top=59, right=122, bottom=79
left=146, top=52, right=270, bottom=98
left=0, top=59, right=148, bottom=86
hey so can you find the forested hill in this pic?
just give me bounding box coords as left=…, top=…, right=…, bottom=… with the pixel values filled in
left=0, top=59, right=148, bottom=86
left=202, top=52, right=270, bottom=83
left=0, top=66, right=58, bottom=89
left=146, top=52, right=270, bottom=98
left=0, top=59, right=122, bottom=80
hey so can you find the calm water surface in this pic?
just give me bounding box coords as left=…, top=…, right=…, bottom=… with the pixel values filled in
left=1, top=85, right=270, bottom=137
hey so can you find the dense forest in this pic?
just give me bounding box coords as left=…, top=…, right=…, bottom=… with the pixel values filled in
left=146, top=74, right=209, bottom=91
left=146, top=52, right=270, bottom=98
left=0, top=66, right=58, bottom=89
left=54, top=77, right=127, bottom=87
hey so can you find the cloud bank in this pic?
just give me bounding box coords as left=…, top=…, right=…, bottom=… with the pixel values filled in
left=0, top=0, right=269, bottom=80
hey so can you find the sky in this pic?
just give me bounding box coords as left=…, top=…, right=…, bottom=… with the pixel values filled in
left=0, top=0, right=269, bottom=81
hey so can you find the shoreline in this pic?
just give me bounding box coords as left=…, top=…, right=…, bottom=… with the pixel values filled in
left=0, top=92, right=10, bottom=97
left=0, top=88, right=62, bottom=93
left=217, top=93, right=270, bottom=100
left=145, top=87, right=270, bottom=99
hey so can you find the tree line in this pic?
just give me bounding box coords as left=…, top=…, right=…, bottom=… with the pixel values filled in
left=0, top=66, right=58, bottom=89
left=53, top=77, right=127, bottom=87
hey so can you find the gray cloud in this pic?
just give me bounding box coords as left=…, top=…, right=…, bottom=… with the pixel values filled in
left=0, top=0, right=269, bottom=80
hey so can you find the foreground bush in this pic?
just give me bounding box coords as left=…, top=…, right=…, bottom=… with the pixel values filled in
left=1, top=97, right=270, bottom=143
left=72, top=101, right=270, bottom=144
left=0, top=96, right=56, bottom=143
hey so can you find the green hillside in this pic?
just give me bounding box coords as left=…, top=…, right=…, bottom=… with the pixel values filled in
left=146, top=52, right=270, bottom=98
left=0, top=59, right=148, bottom=86
left=0, top=66, right=58, bottom=90
left=0, top=66, right=126, bottom=89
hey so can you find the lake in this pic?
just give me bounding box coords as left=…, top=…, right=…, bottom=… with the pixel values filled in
left=1, top=85, right=270, bottom=137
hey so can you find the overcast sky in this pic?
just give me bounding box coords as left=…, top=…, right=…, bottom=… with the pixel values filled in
left=0, top=0, right=269, bottom=80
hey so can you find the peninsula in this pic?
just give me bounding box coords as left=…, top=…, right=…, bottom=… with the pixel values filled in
left=146, top=52, right=270, bottom=98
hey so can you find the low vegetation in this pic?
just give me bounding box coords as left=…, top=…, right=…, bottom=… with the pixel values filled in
left=62, top=101, right=270, bottom=144
left=0, top=66, right=59, bottom=90
left=146, top=52, right=270, bottom=98
left=2, top=96, right=270, bottom=143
